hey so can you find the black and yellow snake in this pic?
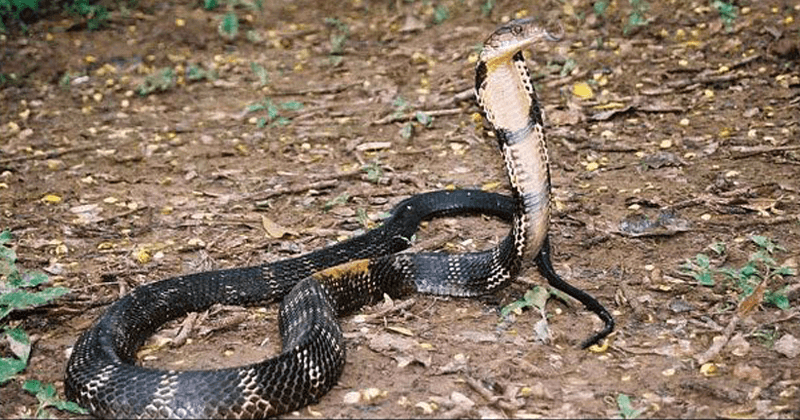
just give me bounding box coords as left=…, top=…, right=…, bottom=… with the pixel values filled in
left=65, top=18, right=614, bottom=418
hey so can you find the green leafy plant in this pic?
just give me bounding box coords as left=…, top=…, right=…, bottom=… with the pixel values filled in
left=250, top=62, right=269, bottom=87
left=361, top=161, right=383, bottom=184
left=137, top=67, right=176, bottom=96
left=712, top=0, right=737, bottom=31
left=323, top=193, right=349, bottom=211
left=1, top=230, right=85, bottom=417
left=203, top=0, right=218, bottom=11
left=479, top=0, right=494, bottom=17
left=680, top=236, right=795, bottom=310
left=246, top=98, right=303, bottom=128
left=501, top=286, right=549, bottom=318
left=68, top=0, right=109, bottom=31
left=617, top=393, right=646, bottom=419
left=186, top=65, right=216, bottom=82
left=23, top=379, right=87, bottom=418
left=433, top=4, right=448, bottom=24
left=0, top=0, right=38, bottom=32
left=218, top=11, right=238, bottom=40
left=593, top=0, right=609, bottom=17
left=623, top=0, right=649, bottom=35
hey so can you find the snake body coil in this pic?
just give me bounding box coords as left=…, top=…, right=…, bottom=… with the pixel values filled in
left=66, top=19, right=613, bottom=418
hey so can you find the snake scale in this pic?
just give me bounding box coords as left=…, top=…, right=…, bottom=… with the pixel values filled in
left=65, top=18, right=614, bottom=418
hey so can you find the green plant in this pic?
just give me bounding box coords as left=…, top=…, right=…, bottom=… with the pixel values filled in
left=0, top=0, right=39, bottom=32
left=68, top=0, right=109, bottom=31
left=137, top=67, right=176, bottom=95
left=324, top=17, right=349, bottom=64
left=250, top=62, right=269, bottom=87
left=617, top=393, right=646, bottom=419
left=361, top=161, right=383, bottom=184
left=323, top=193, right=349, bottom=211
left=623, top=0, right=648, bottom=35
left=218, top=11, right=238, bottom=40
left=246, top=98, right=302, bottom=128
left=593, top=0, right=609, bottom=17
left=203, top=0, right=217, bottom=11
left=480, top=0, right=494, bottom=17
left=681, top=236, right=795, bottom=310
left=1, top=230, right=85, bottom=417
left=501, top=286, right=549, bottom=318
left=186, top=65, right=216, bottom=82
left=712, top=0, right=737, bottom=31
left=433, top=4, right=448, bottom=24
left=23, top=379, right=87, bottom=418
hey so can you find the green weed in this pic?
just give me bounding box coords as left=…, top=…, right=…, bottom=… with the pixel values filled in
left=186, top=65, right=216, bottom=82
left=246, top=98, right=302, bottom=128
left=68, top=0, right=108, bottom=31
left=324, top=17, right=349, bottom=57
left=680, top=236, right=795, bottom=310
left=218, top=11, right=238, bottom=40
left=712, top=0, right=737, bottom=31
left=203, top=0, right=218, bottom=11
left=136, top=67, right=176, bottom=96
left=249, top=62, right=269, bottom=87
left=593, top=0, right=609, bottom=17
left=0, top=0, right=39, bottom=32
left=623, top=0, right=649, bottom=36
left=361, top=161, right=383, bottom=184
left=433, top=4, right=448, bottom=24
left=323, top=193, right=349, bottom=211
left=617, top=393, right=646, bottom=419
left=501, top=286, right=549, bottom=318
left=479, top=0, right=494, bottom=17
left=1, top=230, right=85, bottom=417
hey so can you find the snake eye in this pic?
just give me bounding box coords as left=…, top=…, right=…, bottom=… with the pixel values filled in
left=512, top=25, right=522, bottom=35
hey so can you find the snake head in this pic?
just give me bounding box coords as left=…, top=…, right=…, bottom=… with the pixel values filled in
left=479, top=18, right=562, bottom=63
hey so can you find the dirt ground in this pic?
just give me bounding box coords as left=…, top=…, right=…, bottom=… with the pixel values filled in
left=1, top=0, right=800, bottom=418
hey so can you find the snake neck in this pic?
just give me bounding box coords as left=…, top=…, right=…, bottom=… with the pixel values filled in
left=477, top=50, right=551, bottom=263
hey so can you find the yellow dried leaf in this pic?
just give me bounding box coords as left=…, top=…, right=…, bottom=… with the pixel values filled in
left=700, top=362, right=718, bottom=376
left=444, top=184, right=456, bottom=191
left=589, top=339, right=609, bottom=353
left=572, top=82, right=593, bottom=100
left=41, top=194, right=62, bottom=204
left=386, top=326, right=414, bottom=336
left=135, top=248, right=151, bottom=264
left=585, top=161, right=599, bottom=171
left=481, top=181, right=501, bottom=191
left=261, top=215, right=294, bottom=239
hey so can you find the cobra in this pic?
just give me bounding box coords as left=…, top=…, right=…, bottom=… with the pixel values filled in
left=65, top=18, right=614, bottom=418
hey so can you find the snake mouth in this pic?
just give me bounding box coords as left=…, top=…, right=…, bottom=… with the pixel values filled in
left=479, top=18, right=563, bottom=62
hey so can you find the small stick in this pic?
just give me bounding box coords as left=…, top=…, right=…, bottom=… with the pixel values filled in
left=695, top=314, right=739, bottom=365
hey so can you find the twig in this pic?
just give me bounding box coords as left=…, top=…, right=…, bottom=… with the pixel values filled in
left=463, top=375, right=522, bottom=412
left=269, top=82, right=360, bottom=97
left=0, top=145, right=97, bottom=165
left=695, top=314, right=739, bottom=365
left=172, top=312, right=199, bottom=347
left=252, top=179, right=339, bottom=201
left=370, top=107, right=463, bottom=126
left=731, top=144, right=800, bottom=159
left=359, top=298, right=417, bottom=323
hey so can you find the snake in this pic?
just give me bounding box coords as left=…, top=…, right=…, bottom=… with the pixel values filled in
left=65, top=18, right=614, bottom=419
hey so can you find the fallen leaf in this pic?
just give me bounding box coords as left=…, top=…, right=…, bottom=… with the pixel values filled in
left=261, top=215, right=296, bottom=238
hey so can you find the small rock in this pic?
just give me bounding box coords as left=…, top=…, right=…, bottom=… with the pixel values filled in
left=774, top=334, right=800, bottom=358
left=728, top=333, right=750, bottom=357
left=732, top=363, right=762, bottom=382
left=343, top=391, right=361, bottom=405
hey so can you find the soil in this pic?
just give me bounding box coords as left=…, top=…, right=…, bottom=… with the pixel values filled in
left=1, top=0, right=800, bottom=418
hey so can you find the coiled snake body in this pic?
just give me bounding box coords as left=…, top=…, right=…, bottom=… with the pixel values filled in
left=66, top=19, right=614, bottom=418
